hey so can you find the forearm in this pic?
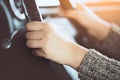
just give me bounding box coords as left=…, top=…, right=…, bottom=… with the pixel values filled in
left=88, top=23, right=120, bottom=60
left=86, top=18, right=111, bottom=41
left=78, top=49, right=120, bottom=80
left=67, top=43, right=120, bottom=80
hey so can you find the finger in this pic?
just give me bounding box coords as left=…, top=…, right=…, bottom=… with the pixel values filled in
left=26, top=39, right=44, bottom=48
left=26, top=31, right=44, bottom=40
left=26, top=21, right=48, bottom=31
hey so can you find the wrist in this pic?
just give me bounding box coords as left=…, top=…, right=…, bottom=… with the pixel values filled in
left=66, top=42, right=88, bottom=70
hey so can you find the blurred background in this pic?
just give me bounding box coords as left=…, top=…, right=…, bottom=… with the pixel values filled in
left=1, top=0, right=120, bottom=32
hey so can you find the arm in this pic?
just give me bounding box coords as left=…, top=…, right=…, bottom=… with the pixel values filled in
left=59, top=1, right=112, bottom=41
left=59, top=1, right=120, bottom=60
left=78, top=49, right=120, bottom=80
left=25, top=22, right=120, bottom=80
left=90, top=23, right=120, bottom=60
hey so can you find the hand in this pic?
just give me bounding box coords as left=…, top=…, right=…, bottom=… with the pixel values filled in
left=25, top=21, right=88, bottom=70
left=59, top=1, right=111, bottom=40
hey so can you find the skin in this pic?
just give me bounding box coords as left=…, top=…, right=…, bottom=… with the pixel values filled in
left=26, top=21, right=88, bottom=70
left=59, top=3, right=112, bottom=41
left=25, top=2, right=112, bottom=70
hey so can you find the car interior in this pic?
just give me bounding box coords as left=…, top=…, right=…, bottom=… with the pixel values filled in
left=0, top=0, right=120, bottom=80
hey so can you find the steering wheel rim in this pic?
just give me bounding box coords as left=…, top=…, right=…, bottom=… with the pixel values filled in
left=0, top=0, right=14, bottom=48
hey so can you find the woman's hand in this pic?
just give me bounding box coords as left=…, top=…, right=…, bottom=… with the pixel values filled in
left=59, top=1, right=111, bottom=40
left=25, top=21, right=88, bottom=70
